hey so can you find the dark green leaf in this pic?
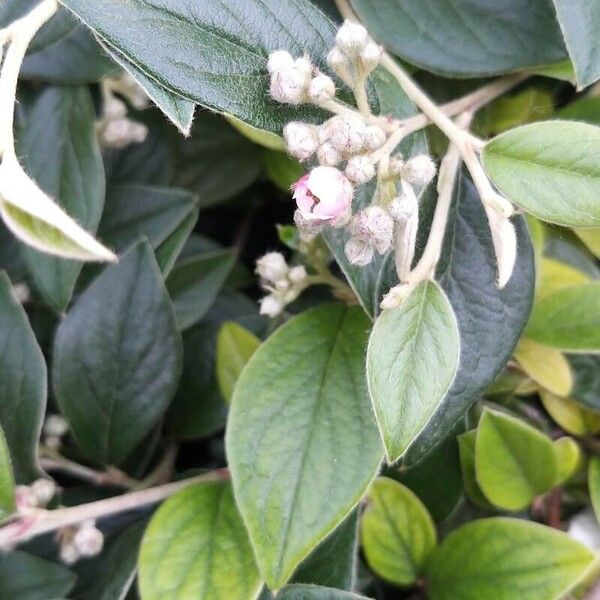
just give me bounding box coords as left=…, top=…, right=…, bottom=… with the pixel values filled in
left=166, top=250, right=236, bottom=330
left=0, top=273, right=46, bottom=483
left=53, top=240, right=182, bottom=464
left=138, top=480, right=261, bottom=600
left=0, top=551, right=76, bottom=600
left=551, top=0, right=600, bottom=88
left=19, top=85, right=105, bottom=312
left=350, top=0, right=566, bottom=77
left=426, top=518, right=593, bottom=600
left=226, top=305, right=382, bottom=588
left=405, top=173, right=534, bottom=465
left=59, top=0, right=338, bottom=133
left=569, top=354, right=600, bottom=411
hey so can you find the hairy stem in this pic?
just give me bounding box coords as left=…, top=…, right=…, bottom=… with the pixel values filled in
left=0, top=470, right=227, bottom=549
left=0, top=0, right=58, bottom=158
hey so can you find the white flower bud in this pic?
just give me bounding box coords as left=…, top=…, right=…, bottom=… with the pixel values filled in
left=73, top=522, right=104, bottom=557
left=345, top=155, right=376, bottom=184
left=329, top=115, right=367, bottom=154
left=44, top=414, right=69, bottom=438
left=308, top=74, right=336, bottom=103
left=30, top=479, right=56, bottom=507
left=317, top=143, right=343, bottom=166
left=60, top=543, right=80, bottom=565
left=11, top=283, right=30, bottom=304
left=351, top=205, right=394, bottom=254
left=256, top=252, right=288, bottom=284
left=388, top=181, right=418, bottom=222
left=15, top=485, right=34, bottom=510
left=402, top=154, right=436, bottom=186
left=288, top=265, right=307, bottom=283
left=267, top=50, right=295, bottom=74
left=359, top=42, right=382, bottom=72
left=294, top=56, right=313, bottom=78
left=101, top=118, right=148, bottom=149
left=364, top=125, right=386, bottom=151
left=104, top=96, right=127, bottom=120
left=260, top=294, right=285, bottom=318
left=380, top=283, right=414, bottom=310
left=275, top=279, right=291, bottom=293
left=327, top=47, right=353, bottom=86
left=336, top=21, right=369, bottom=56
left=269, top=65, right=310, bottom=105
left=345, top=237, right=374, bottom=266
left=283, top=122, right=319, bottom=161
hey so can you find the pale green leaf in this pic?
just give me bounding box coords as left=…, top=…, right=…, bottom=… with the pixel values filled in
left=554, top=437, right=582, bottom=485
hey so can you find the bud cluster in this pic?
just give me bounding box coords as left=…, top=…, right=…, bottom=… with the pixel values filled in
left=256, top=252, right=308, bottom=318
left=57, top=520, right=104, bottom=565
left=15, top=478, right=57, bottom=511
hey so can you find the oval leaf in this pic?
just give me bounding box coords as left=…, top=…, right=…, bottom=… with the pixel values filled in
left=139, top=479, right=260, bottom=600
left=226, top=305, right=383, bottom=589
left=361, top=477, right=436, bottom=586
left=426, top=518, right=594, bottom=600
left=0, top=273, right=46, bottom=483
left=475, top=409, right=557, bottom=511
left=540, top=390, right=600, bottom=436
left=483, top=121, right=600, bottom=227
left=53, top=240, right=182, bottom=464
left=366, top=280, right=460, bottom=463
left=526, top=282, right=600, bottom=352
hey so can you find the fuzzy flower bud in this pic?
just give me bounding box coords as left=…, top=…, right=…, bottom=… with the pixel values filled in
left=30, top=478, right=57, bottom=507
left=326, top=47, right=353, bottom=86
left=288, top=265, right=308, bottom=283
left=101, top=118, right=148, bottom=149
left=73, top=521, right=104, bottom=558
left=336, top=21, right=369, bottom=56
left=364, top=125, right=387, bottom=151
left=267, top=50, right=295, bottom=74
left=359, top=42, right=383, bottom=72
left=350, top=205, right=394, bottom=254
left=345, top=155, right=376, bottom=184
left=329, top=115, right=367, bottom=154
left=344, top=236, right=373, bottom=266
left=389, top=154, right=405, bottom=178
left=256, top=252, right=288, bottom=284
left=388, top=181, right=418, bottom=222
left=43, top=414, right=69, bottom=438
left=268, top=54, right=312, bottom=105
left=402, top=154, right=436, bottom=186
left=60, top=543, right=80, bottom=565
left=283, top=122, right=319, bottom=161
left=260, top=294, right=285, bottom=318
left=317, top=143, right=343, bottom=166
left=308, top=74, right=336, bottom=103
left=380, top=283, right=414, bottom=310
left=293, top=166, right=354, bottom=224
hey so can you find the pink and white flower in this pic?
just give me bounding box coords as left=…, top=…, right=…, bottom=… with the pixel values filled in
left=293, top=166, right=353, bottom=225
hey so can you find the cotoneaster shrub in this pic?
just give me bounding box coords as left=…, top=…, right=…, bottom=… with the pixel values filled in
left=0, top=1, right=600, bottom=599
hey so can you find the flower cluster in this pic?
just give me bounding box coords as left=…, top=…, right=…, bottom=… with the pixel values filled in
left=15, top=478, right=57, bottom=511
left=256, top=252, right=308, bottom=317
left=265, top=20, right=437, bottom=288
left=57, top=520, right=104, bottom=565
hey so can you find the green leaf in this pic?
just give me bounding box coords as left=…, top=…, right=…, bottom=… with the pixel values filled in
left=475, top=409, right=557, bottom=511
left=589, top=457, right=600, bottom=522
left=559, top=96, right=600, bottom=124
left=277, top=586, right=371, bottom=600
left=216, top=322, right=261, bottom=404
left=361, top=477, right=436, bottom=586
left=292, top=511, right=358, bottom=591
left=166, top=290, right=261, bottom=440
left=540, top=390, right=600, bottom=436
left=569, top=354, right=600, bottom=411
left=404, top=172, right=535, bottom=465
left=0, top=551, right=76, bottom=600
left=554, top=437, right=582, bottom=485
left=166, top=250, right=236, bottom=330
left=350, top=0, right=567, bottom=77
left=457, top=430, right=491, bottom=508
left=526, top=283, right=600, bottom=352
left=426, top=517, right=594, bottom=600
left=138, top=480, right=261, bottom=600
left=99, top=184, right=198, bottom=258
left=483, top=121, right=600, bottom=227
left=263, top=150, right=303, bottom=192
left=18, top=85, right=105, bottom=312
left=366, top=280, right=460, bottom=462
left=324, top=67, right=427, bottom=318
left=551, top=0, right=600, bottom=89
left=0, top=273, right=46, bottom=483
left=0, top=426, right=15, bottom=520
left=59, top=0, right=337, bottom=133
left=226, top=305, right=382, bottom=589
left=173, top=111, right=262, bottom=207
left=53, top=240, right=182, bottom=464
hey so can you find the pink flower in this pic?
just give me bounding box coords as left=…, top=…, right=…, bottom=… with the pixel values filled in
left=292, top=166, right=353, bottom=224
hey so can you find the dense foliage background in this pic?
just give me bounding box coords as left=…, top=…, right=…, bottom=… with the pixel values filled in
left=1, top=1, right=600, bottom=599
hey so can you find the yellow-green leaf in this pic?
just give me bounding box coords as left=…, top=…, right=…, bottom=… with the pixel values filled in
left=540, top=390, right=600, bottom=436
left=554, top=437, right=582, bottom=485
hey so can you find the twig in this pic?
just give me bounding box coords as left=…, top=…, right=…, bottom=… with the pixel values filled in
left=0, top=470, right=228, bottom=549
left=40, top=457, right=137, bottom=489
